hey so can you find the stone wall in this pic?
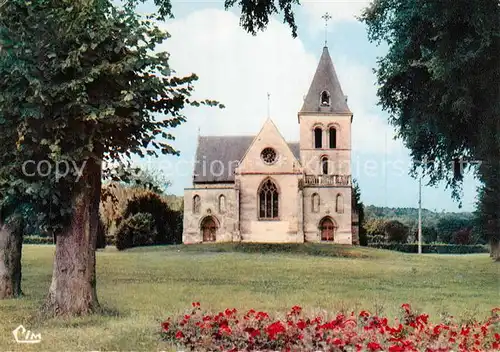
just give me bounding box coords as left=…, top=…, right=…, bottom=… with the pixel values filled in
left=238, top=174, right=303, bottom=243
left=182, top=186, right=237, bottom=244
left=303, top=186, right=352, bottom=244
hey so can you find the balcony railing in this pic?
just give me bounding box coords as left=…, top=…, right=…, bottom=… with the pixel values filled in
left=304, top=174, right=351, bottom=187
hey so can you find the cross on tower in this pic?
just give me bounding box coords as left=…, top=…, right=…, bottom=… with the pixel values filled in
left=267, top=92, right=271, bottom=118
left=321, top=12, right=332, bottom=46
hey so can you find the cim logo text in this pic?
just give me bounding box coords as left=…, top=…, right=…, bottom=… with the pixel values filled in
left=12, top=325, right=42, bottom=344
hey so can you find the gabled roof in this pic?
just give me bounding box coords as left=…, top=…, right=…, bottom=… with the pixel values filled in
left=300, top=46, right=351, bottom=114
left=193, top=136, right=300, bottom=183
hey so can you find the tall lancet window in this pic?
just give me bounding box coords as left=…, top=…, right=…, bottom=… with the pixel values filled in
left=336, top=194, right=344, bottom=214
left=321, top=156, right=329, bottom=175
left=329, top=127, right=337, bottom=149
left=314, top=127, right=322, bottom=149
left=320, top=90, right=331, bottom=106
left=259, top=179, right=279, bottom=219
left=312, top=193, right=320, bottom=213
left=193, top=195, right=201, bottom=214
left=218, top=194, right=226, bottom=213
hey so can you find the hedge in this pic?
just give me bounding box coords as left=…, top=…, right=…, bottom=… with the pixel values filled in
left=368, top=243, right=488, bottom=254
left=23, top=236, right=54, bottom=244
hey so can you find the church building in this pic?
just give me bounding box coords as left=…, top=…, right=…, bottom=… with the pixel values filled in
left=182, top=46, right=359, bottom=244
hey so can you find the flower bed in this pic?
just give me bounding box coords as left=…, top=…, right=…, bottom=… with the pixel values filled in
left=160, top=303, right=500, bottom=351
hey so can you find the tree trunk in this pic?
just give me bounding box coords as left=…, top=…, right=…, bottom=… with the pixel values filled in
left=0, top=216, right=23, bottom=299
left=42, top=158, right=102, bottom=316
left=490, top=238, right=500, bottom=262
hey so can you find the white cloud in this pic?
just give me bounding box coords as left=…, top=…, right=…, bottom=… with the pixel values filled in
left=159, top=8, right=400, bottom=152
left=159, top=9, right=316, bottom=141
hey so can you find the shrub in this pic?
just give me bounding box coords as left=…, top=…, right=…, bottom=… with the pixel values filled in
left=160, top=303, right=500, bottom=352
left=452, top=227, right=474, bottom=245
left=383, top=220, right=409, bottom=243
left=367, top=234, right=386, bottom=245
left=115, top=212, right=157, bottom=251
left=121, top=191, right=182, bottom=245
left=23, top=235, right=54, bottom=244
left=368, top=243, right=489, bottom=254
left=100, top=183, right=183, bottom=246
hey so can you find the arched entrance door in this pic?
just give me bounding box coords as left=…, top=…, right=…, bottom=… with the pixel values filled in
left=201, top=216, right=217, bottom=242
left=320, top=217, right=335, bottom=242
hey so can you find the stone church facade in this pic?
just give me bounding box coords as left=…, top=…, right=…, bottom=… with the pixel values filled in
left=182, top=46, right=359, bottom=245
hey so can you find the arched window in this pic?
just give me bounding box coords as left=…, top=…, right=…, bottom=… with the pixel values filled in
left=321, top=156, right=329, bottom=175
left=259, top=179, right=279, bottom=219
left=329, top=127, right=337, bottom=149
left=218, top=194, right=226, bottom=213
left=320, top=91, right=330, bottom=106
left=312, top=193, right=320, bottom=213
left=336, top=194, right=344, bottom=213
left=314, top=127, right=322, bottom=149
left=193, top=195, right=201, bottom=214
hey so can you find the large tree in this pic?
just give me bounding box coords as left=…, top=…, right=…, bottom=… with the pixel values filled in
left=0, top=0, right=220, bottom=314
left=0, top=0, right=297, bottom=309
left=361, top=0, right=500, bottom=260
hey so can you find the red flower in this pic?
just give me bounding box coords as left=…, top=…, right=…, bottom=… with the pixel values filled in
left=256, top=311, right=270, bottom=321
left=360, top=310, right=370, bottom=318
left=244, top=327, right=261, bottom=338
left=191, top=302, right=200, bottom=307
left=220, top=325, right=232, bottom=335
left=175, top=331, right=184, bottom=339
left=460, top=327, right=470, bottom=336
left=367, top=341, right=382, bottom=351
left=332, top=338, right=344, bottom=346
left=266, top=321, right=286, bottom=340
left=297, top=319, right=307, bottom=330
left=401, top=304, right=411, bottom=314
left=290, top=305, right=302, bottom=315
left=161, top=322, right=170, bottom=332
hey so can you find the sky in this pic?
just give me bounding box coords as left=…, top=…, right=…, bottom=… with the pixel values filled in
left=132, top=0, right=479, bottom=212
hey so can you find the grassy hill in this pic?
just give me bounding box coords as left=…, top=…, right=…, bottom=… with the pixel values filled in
left=0, top=244, right=496, bottom=350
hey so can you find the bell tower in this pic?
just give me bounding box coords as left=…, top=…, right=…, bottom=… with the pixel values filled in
left=298, top=46, right=352, bottom=176
left=298, top=45, right=354, bottom=244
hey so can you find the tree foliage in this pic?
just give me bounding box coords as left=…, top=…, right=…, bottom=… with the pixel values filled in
left=361, top=0, right=500, bottom=199
left=124, top=0, right=300, bottom=37
left=0, top=0, right=220, bottom=233
left=352, top=179, right=367, bottom=246
left=361, top=0, right=500, bottom=258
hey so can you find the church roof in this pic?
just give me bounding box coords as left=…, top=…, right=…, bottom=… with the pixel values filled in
left=300, top=46, right=351, bottom=114
left=193, top=136, right=300, bottom=183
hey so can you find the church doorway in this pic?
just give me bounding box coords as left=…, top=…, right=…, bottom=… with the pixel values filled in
left=201, top=216, right=218, bottom=242
left=320, top=217, right=335, bottom=242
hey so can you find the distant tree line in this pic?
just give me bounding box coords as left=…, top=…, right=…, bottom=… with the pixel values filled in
left=362, top=206, right=482, bottom=245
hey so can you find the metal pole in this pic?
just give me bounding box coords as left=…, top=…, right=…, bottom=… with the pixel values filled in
left=418, top=176, right=422, bottom=254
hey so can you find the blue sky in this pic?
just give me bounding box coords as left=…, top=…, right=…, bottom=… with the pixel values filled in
left=132, top=0, right=479, bottom=212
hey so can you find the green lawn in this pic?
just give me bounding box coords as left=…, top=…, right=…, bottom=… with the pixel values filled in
left=0, top=244, right=498, bottom=351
